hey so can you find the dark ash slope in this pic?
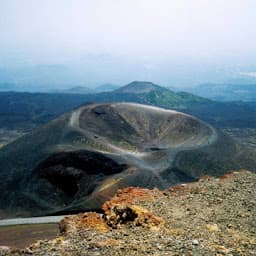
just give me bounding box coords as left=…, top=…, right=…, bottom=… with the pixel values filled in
left=0, top=103, right=254, bottom=218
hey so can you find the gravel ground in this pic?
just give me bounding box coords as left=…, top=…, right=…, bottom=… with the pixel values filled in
left=1, top=170, right=255, bottom=256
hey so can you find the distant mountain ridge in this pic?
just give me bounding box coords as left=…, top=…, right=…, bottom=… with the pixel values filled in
left=95, top=83, right=120, bottom=92
left=114, top=81, right=165, bottom=94
left=53, top=86, right=94, bottom=94
left=185, top=83, right=256, bottom=101
left=57, top=84, right=120, bottom=94
left=112, top=81, right=209, bottom=108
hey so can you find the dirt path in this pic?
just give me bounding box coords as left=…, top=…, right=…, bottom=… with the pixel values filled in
left=0, top=216, right=65, bottom=249
left=0, top=224, right=59, bottom=249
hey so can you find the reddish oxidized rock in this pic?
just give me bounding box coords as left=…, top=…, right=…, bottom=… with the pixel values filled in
left=59, top=212, right=109, bottom=234
left=102, top=187, right=164, bottom=229
left=104, top=203, right=164, bottom=229
left=102, top=187, right=157, bottom=215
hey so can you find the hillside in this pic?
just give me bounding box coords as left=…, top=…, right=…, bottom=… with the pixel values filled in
left=114, top=81, right=208, bottom=107
left=1, top=170, right=255, bottom=255
left=0, top=103, right=255, bottom=218
left=1, top=82, right=256, bottom=138
left=115, top=81, right=164, bottom=94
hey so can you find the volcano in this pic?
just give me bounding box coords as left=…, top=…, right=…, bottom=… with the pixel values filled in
left=0, top=103, right=254, bottom=217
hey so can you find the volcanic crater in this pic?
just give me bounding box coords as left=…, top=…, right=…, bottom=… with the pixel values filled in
left=0, top=103, right=253, bottom=217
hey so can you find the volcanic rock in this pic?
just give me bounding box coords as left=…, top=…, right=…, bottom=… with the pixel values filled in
left=0, top=103, right=255, bottom=217
left=1, top=170, right=255, bottom=255
left=59, top=212, right=109, bottom=234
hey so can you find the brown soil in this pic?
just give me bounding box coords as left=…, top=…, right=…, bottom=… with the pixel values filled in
left=0, top=224, right=59, bottom=249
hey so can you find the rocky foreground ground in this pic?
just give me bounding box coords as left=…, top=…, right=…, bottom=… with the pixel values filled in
left=1, top=170, right=255, bottom=256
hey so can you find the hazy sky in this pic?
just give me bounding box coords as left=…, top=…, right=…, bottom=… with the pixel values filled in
left=1, top=0, right=256, bottom=88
